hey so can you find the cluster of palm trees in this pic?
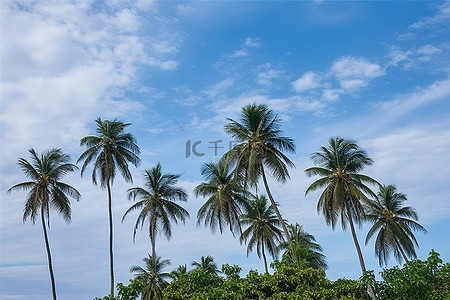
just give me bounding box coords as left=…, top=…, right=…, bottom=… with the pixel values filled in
left=7, top=104, right=427, bottom=300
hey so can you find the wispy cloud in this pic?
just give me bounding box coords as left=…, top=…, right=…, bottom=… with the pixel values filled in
left=229, top=37, right=261, bottom=58
left=410, top=1, right=450, bottom=29
left=254, top=63, right=283, bottom=86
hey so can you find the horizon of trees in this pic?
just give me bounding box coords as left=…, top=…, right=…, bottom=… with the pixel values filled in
left=7, top=103, right=432, bottom=300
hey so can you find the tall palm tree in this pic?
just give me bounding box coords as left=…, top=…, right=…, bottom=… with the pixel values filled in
left=77, top=117, right=140, bottom=297
left=130, top=254, right=171, bottom=300
left=122, top=163, right=189, bottom=259
left=278, top=223, right=328, bottom=270
left=194, top=161, right=250, bottom=236
left=191, top=255, right=220, bottom=275
left=365, top=184, right=427, bottom=266
left=223, top=103, right=295, bottom=243
left=305, top=137, right=379, bottom=274
left=240, top=195, right=284, bottom=273
left=7, top=148, right=81, bottom=300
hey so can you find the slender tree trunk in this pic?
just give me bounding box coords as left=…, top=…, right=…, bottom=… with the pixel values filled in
left=261, top=166, right=290, bottom=241
left=261, top=240, right=269, bottom=274
left=261, top=166, right=298, bottom=265
left=346, top=206, right=366, bottom=273
left=107, top=180, right=115, bottom=298
left=346, top=206, right=376, bottom=300
left=150, top=215, right=156, bottom=260
left=41, top=206, right=57, bottom=300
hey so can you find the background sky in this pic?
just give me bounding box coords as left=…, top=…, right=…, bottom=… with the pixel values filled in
left=1, top=1, right=450, bottom=299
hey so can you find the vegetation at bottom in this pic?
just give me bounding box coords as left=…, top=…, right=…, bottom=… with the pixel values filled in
left=94, top=250, right=449, bottom=300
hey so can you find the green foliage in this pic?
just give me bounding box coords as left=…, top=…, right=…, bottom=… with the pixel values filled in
left=378, top=250, right=450, bottom=300
left=93, top=278, right=143, bottom=300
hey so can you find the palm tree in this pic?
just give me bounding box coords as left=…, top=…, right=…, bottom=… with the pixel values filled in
left=169, top=264, right=188, bottom=280
left=305, top=137, right=380, bottom=274
left=240, top=195, right=284, bottom=273
left=130, top=254, right=171, bottom=300
left=7, top=148, right=81, bottom=300
left=77, top=118, right=140, bottom=297
left=122, top=163, right=189, bottom=259
left=278, top=223, right=328, bottom=270
left=223, top=103, right=295, bottom=243
left=194, top=161, right=250, bottom=236
left=365, top=184, right=427, bottom=266
left=191, top=255, right=220, bottom=275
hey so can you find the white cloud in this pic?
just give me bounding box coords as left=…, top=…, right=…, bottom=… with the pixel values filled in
left=204, top=78, right=235, bottom=99
left=254, top=63, right=282, bottom=86
left=230, top=49, right=248, bottom=57
left=363, top=126, right=450, bottom=223
left=387, top=45, right=441, bottom=69
left=330, top=56, right=385, bottom=91
left=379, top=77, right=450, bottom=116
left=410, top=1, right=450, bottom=29
left=292, top=71, right=321, bottom=92
left=243, top=37, right=261, bottom=48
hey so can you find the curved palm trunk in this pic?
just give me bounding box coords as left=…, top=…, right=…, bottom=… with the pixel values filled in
left=346, top=206, right=366, bottom=273
left=261, top=167, right=290, bottom=240
left=346, top=206, right=376, bottom=300
left=107, top=180, right=115, bottom=298
left=41, top=206, right=57, bottom=300
left=261, top=238, right=268, bottom=274
left=261, top=166, right=297, bottom=265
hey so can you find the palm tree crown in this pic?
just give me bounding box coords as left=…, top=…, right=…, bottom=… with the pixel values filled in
left=77, top=117, right=140, bottom=297
left=195, top=161, right=250, bottom=236
left=123, top=162, right=189, bottom=258
left=365, top=184, right=427, bottom=266
left=77, top=118, right=141, bottom=186
left=278, top=223, right=328, bottom=270
left=191, top=255, right=220, bottom=276
left=240, top=195, right=284, bottom=273
left=305, top=137, right=380, bottom=276
left=223, top=103, right=295, bottom=245
left=7, top=148, right=80, bottom=300
left=130, top=254, right=171, bottom=300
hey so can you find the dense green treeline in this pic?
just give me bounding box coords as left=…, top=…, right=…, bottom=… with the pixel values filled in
left=8, top=103, right=436, bottom=300
left=95, top=250, right=449, bottom=300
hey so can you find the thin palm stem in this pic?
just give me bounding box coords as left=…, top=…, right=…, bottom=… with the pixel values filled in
left=41, top=205, right=57, bottom=300
left=107, top=180, right=114, bottom=297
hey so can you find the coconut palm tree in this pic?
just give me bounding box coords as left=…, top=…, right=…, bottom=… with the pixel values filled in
left=7, top=148, right=81, bottom=300
left=223, top=103, right=295, bottom=243
left=130, top=254, right=171, bottom=300
left=77, top=118, right=140, bottom=297
left=240, top=195, right=284, bottom=273
left=305, top=137, right=380, bottom=274
left=123, top=163, right=189, bottom=259
left=365, top=184, right=427, bottom=266
left=278, top=223, right=328, bottom=270
left=169, top=264, right=188, bottom=280
left=194, top=161, right=250, bottom=236
left=191, top=255, right=220, bottom=275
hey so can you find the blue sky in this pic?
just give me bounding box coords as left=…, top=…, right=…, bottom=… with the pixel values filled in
left=1, top=0, right=450, bottom=299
